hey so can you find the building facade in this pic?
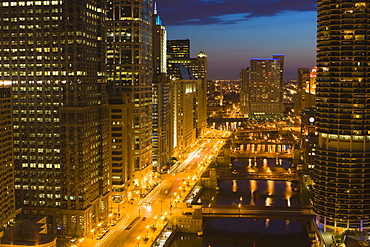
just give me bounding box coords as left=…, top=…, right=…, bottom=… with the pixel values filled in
left=0, top=0, right=110, bottom=237
left=0, top=81, right=18, bottom=229
left=243, top=55, right=284, bottom=119
left=152, top=7, right=173, bottom=172
left=240, top=68, right=249, bottom=116
left=314, top=0, right=370, bottom=231
left=302, top=67, right=317, bottom=110
left=167, top=51, right=208, bottom=137
left=167, top=39, right=190, bottom=59
left=106, top=0, right=154, bottom=199
left=296, top=67, right=310, bottom=114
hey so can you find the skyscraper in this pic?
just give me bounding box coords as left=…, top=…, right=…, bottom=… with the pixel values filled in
left=314, top=1, right=370, bottom=231
left=296, top=67, right=310, bottom=114
left=242, top=55, right=284, bottom=119
left=167, top=39, right=190, bottom=59
left=0, top=81, right=18, bottom=228
left=0, top=0, right=109, bottom=237
left=169, top=65, right=198, bottom=153
left=240, top=68, right=250, bottom=116
left=167, top=50, right=208, bottom=137
left=152, top=5, right=173, bottom=172
left=303, top=67, right=317, bottom=109
left=107, top=0, right=154, bottom=198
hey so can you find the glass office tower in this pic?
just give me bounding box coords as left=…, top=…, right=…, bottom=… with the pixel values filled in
left=314, top=0, right=370, bottom=231
left=106, top=0, right=154, bottom=202
left=0, top=0, right=109, bottom=237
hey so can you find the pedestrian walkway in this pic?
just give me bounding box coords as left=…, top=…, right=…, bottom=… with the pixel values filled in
left=320, top=231, right=334, bottom=247
left=147, top=224, right=174, bottom=247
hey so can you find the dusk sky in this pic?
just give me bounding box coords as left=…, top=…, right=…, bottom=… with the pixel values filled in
left=156, top=0, right=317, bottom=81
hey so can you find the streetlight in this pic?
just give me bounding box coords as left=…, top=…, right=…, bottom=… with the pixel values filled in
left=154, top=215, right=157, bottom=227
left=136, top=236, right=141, bottom=247
left=146, top=225, right=150, bottom=238
left=78, top=238, right=84, bottom=247
left=109, top=213, right=113, bottom=225
left=238, top=203, right=241, bottom=216
left=90, top=229, right=95, bottom=240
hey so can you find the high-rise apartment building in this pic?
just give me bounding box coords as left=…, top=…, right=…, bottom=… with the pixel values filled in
left=314, top=0, right=370, bottom=231
left=167, top=39, right=190, bottom=59
left=107, top=0, right=154, bottom=198
left=0, top=0, right=109, bottom=237
left=0, top=81, right=18, bottom=228
left=241, top=55, right=284, bottom=119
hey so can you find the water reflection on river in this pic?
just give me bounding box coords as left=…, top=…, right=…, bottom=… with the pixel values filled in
left=204, top=158, right=299, bottom=207
left=171, top=218, right=311, bottom=247
left=170, top=157, right=311, bottom=247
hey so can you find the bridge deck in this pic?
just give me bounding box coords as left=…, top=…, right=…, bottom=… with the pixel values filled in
left=201, top=205, right=314, bottom=219
left=217, top=172, right=298, bottom=181
left=230, top=152, right=293, bottom=159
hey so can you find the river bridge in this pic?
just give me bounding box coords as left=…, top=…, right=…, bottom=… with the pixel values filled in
left=207, top=117, right=251, bottom=123
left=198, top=205, right=317, bottom=239
left=230, top=151, right=293, bottom=159
left=201, top=205, right=314, bottom=220
left=201, top=168, right=299, bottom=190
left=217, top=171, right=298, bottom=181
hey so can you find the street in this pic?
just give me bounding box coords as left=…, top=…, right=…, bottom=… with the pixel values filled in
left=77, top=130, right=228, bottom=247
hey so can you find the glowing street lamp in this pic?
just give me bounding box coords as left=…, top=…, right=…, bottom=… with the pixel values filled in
left=146, top=225, right=150, bottom=238
left=154, top=215, right=157, bottom=227
left=90, top=229, right=95, bottom=240
left=136, top=236, right=141, bottom=247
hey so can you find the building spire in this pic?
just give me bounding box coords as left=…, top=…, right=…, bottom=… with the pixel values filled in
left=154, top=2, right=157, bottom=15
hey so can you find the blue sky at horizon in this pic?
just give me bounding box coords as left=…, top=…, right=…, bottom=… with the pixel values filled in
left=156, top=0, right=317, bottom=81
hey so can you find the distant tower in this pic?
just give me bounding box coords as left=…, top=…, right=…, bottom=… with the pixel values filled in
left=314, top=1, right=370, bottom=232
left=245, top=55, right=284, bottom=119
left=297, top=68, right=310, bottom=113
left=303, top=67, right=317, bottom=109
left=240, top=68, right=250, bottom=116
left=167, top=39, right=190, bottom=59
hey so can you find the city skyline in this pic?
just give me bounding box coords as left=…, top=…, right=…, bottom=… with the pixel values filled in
left=157, top=0, right=317, bottom=81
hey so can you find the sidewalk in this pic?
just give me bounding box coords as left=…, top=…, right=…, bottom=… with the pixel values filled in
left=320, top=231, right=334, bottom=247
left=135, top=221, right=172, bottom=247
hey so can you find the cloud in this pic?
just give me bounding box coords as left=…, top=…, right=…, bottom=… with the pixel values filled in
left=155, top=0, right=316, bottom=25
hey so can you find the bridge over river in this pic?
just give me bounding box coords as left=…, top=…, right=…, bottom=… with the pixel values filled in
left=198, top=205, right=317, bottom=237
left=201, top=205, right=314, bottom=220
left=217, top=171, right=298, bottom=181
left=230, top=151, right=293, bottom=159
